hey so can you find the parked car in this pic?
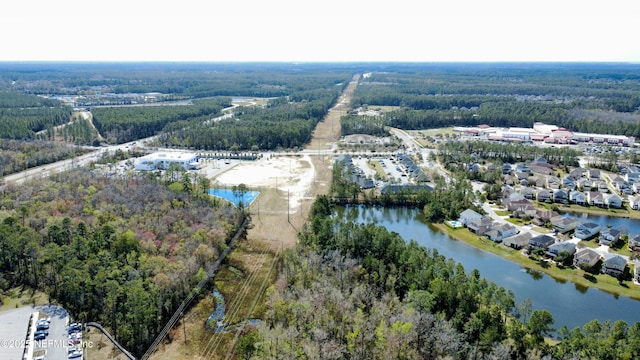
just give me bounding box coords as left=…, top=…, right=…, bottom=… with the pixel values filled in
left=36, top=322, right=49, bottom=330
left=68, top=349, right=82, bottom=359
left=68, top=323, right=82, bottom=333
left=34, top=332, right=46, bottom=340
left=35, top=329, right=49, bottom=337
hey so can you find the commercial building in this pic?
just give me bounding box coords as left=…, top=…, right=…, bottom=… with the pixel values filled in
left=134, top=152, right=200, bottom=171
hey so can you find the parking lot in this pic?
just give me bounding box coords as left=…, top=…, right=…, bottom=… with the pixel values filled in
left=0, top=304, right=72, bottom=360
left=352, top=156, right=411, bottom=186
left=34, top=304, right=74, bottom=360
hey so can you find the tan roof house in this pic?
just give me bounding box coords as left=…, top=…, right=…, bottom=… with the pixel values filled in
left=573, top=248, right=601, bottom=269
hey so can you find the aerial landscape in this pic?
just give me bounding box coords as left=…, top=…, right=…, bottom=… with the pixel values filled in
left=2, top=1, right=640, bottom=360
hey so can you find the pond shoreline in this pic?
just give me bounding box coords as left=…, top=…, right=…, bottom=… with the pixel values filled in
left=431, top=222, right=640, bottom=301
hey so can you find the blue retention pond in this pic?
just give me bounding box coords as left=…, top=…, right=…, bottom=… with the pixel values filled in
left=208, top=188, right=259, bottom=208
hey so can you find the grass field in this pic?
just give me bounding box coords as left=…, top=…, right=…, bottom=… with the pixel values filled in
left=0, top=286, right=49, bottom=311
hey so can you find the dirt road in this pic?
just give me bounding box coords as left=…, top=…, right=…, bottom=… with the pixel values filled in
left=244, top=74, right=359, bottom=249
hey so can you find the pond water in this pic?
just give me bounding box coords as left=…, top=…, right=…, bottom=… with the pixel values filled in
left=208, top=188, right=259, bottom=208
left=561, top=211, right=640, bottom=233
left=336, top=205, right=640, bottom=332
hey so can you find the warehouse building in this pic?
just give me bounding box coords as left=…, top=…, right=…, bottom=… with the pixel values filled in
left=134, top=152, right=200, bottom=171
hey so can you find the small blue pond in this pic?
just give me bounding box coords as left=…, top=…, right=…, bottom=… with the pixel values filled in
left=208, top=188, right=259, bottom=208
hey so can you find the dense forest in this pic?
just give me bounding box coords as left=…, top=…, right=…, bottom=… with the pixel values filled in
left=157, top=89, right=342, bottom=150
left=91, top=97, right=230, bottom=144
left=0, top=139, right=92, bottom=177
left=351, top=63, right=640, bottom=137
left=0, top=91, right=72, bottom=139
left=0, top=168, right=243, bottom=356
left=239, top=196, right=640, bottom=359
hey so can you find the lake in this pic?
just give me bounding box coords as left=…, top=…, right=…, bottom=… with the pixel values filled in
left=336, top=205, right=640, bottom=332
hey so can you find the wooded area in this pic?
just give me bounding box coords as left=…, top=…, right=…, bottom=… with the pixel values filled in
left=351, top=63, right=640, bottom=136
left=239, top=196, right=640, bottom=359
left=0, top=169, right=243, bottom=357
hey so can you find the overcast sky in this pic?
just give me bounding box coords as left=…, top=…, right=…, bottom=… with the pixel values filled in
left=1, top=0, right=638, bottom=62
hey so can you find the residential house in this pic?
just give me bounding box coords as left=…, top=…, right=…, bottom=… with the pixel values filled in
left=502, top=186, right=516, bottom=199
left=505, top=193, right=525, bottom=203
left=602, top=254, right=627, bottom=276
left=574, top=222, right=601, bottom=240
left=537, top=189, right=551, bottom=202
left=467, top=217, right=494, bottom=236
left=573, top=248, right=601, bottom=269
left=588, top=191, right=605, bottom=207
left=502, top=163, right=513, bottom=174
left=503, top=174, right=516, bottom=186
left=586, top=169, right=601, bottom=180
left=529, top=234, right=556, bottom=250
left=504, top=232, right=532, bottom=250
left=599, top=228, right=622, bottom=246
left=458, top=209, right=483, bottom=227
left=591, top=180, right=609, bottom=193
left=515, top=163, right=530, bottom=174
left=595, top=180, right=609, bottom=193
left=569, top=190, right=586, bottom=205
left=505, top=197, right=531, bottom=211
left=550, top=216, right=580, bottom=233
left=485, top=223, right=518, bottom=242
left=629, top=233, right=640, bottom=251
left=578, top=178, right=592, bottom=191
left=553, top=189, right=568, bottom=203
left=337, top=156, right=376, bottom=189
left=610, top=176, right=631, bottom=195
left=546, top=175, right=561, bottom=189
left=514, top=203, right=537, bottom=219
left=562, top=176, right=576, bottom=190
left=546, top=242, right=577, bottom=258
left=532, top=157, right=548, bottom=165
left=633, top=182, right=640, bottom=194
left=532, top=209, right=559, bottom=226
left=569, top=168, right=584, bottom=180
left=534, top=177, right=546, bottom=188
left=531, top=165, right=554, bottom=176
left=520, top=187, right=536, bottom=200
left=624, top=167, right=640, bottom=183
left=515, top=171, right=530, bottom=182
left=604, top=193, right=622, bottom=208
